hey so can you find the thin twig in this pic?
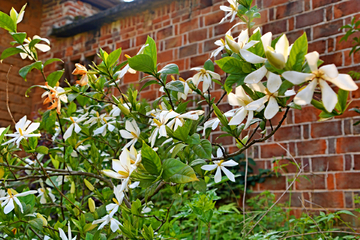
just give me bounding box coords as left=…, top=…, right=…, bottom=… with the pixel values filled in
left=141, top=181, right=167, bottom=204
left=5, top=66, right=16, bottom=125
left=242, top=149, right=249, bottom=228
left=29, top=226, right=43, bottom=240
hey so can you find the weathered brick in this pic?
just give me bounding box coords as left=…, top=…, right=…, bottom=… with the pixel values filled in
left=273, top=126, right=301, bottom=141
left=296, top=9, right=324, bottom=29
left=336, top=172, right=360, bottom=189
left=204, top=10, right=224, bottom=26
left=262, top=19, right=287, bottom=35
left=312, top=155, right=343, bottom=172
left=261, top=143, right=287, bottom=158
left=297, top=139, right=327, bottom=156
left=312, top=192, right=344, bottom=208
left=156, top=26, right=173, bottom=40
left=334, top=1, right=360, bottom=18
left=190, top=53, right=209, bottom=68
left=263, top=0, right=288, bottom=8
left=337, top=136, right=360, bottom=153
left=276, top=1, right=303, bottom=19
left=296, top=174, right=326, bottom=190
left=311, top=121, right=342, bottom=138
left=189, top=28, right=208, bottom=43
left=313, top=20, right=343, bottom=39
left=313, top=0, right=341, bottom=9
left=258, top=176, right=287, bottom=190
left=179, top=44, right=198, bottom=58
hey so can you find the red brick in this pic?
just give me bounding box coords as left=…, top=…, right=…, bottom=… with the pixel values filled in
left=288, top=17, right=294, bottom=31
left=311, top=121, right=342, bottom=138
left=204, top=10, right=224, bottom=26
left=263, top=0, right=288, bottom=8
left=312, top=191, right=344, bottom=208
left=214, top=22, right=233, bottom=36
left=164, top=36, right=182, bottom=50
left=211, top=132, right=233, bottom=145
left=354, top=155, right=360, bottom=170
left=296, top=174, right=326, bottom=190
left=337, top=136, right=360, bottom=153
left=189, top=29, right=208, bottom=43
left=260, top=143, right=287, bottom=158
left=274, top=192, right=302, bottom=207
left=272, top=158, right=299, bottom=174
left=294, top=107, right=322, bottom=123
left=308, top=39, right=327, bottom=54
left=273, top=126, right=301, bottom=141
left=296, top=9, right=324, bottom=29
left=179, top=18, right=199, bottom=34
left=262, top=19, right=287, bottom=35
left=334, top=1, right=360, bottom=18
left=322, top=51, right=343, bottom=66
left=313, top=0, right=341, bottom=9
left=258, top=176, right=287, bottom=190
left=297, top=139, right=327, bottom=156
left=156, top=26, right=173, bottom=40
left=190, top=53, right=209, bottom=68
left=336, top=172, right=360, bottom=189
left=179, top=44, right=198, bottom=58
left=313, top=20, right=343, bottom=39
left=276, top=1, right=303, bottom=19
left=312, top=156, right=344, bottom=172
left=158, top=49, right=174, bottom=63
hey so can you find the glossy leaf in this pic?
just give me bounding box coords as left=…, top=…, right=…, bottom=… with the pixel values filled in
left=163, top=158, right=198, bottom=183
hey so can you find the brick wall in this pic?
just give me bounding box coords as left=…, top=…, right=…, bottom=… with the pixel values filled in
left=23, top=0, right=360, bottom=215
left=0, top=0, right=43, bottom=126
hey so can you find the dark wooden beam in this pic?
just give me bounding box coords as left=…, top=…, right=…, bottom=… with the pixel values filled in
left=51, top=0, right=179, bottom=38
left=82, top=0, right=119, bottom=10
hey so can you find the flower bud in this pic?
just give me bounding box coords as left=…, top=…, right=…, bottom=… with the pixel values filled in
left=265, top=50, right=286, bottom=69
left=84, top=179, right=94, bottom=191
left=88, top=198, right=96, bottom=213
left=70, top=181, right=75, bottom=194
left=37, top=213, right=48, bottom=226
left=118, top=103, right=130, bottom=116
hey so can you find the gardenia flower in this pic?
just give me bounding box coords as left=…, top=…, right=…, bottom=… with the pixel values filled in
left=201, top=148, right=238, bottom=183
left=247, top=76, right=295, bottom=119
left=17, top=35, right=51, bottom=60
left=0, top=189, right=37, bottom=214
left=119, top=120, right=141, bottom=149
left=167, top=110, right=204, bottom=131
left=225, top=29, right=259, bottom=57
left=110, top=102, right=131, bottom=117
left=63, top=114, right=88, bottom=140
left=10, top=6, right=25, bottom=24
left=263, top=33, right=290, bottom=69
left=92, top=214, right=122, bottom=232
left=160, top=76, right=193, bottom=100
left=219, top=0, right=239, bottom=23
left=282, top=51, right=359, bottom=112
left=202, top=109, right=237, bottom=135
left=59, top=223, right=76, bottom=240
left=2, top=116, right=41, bottom=148
left=102, top=148, right=136, bottom=180
left=149, top=110, right=179, bottom=147
left=37, top=187, right=56, bottom=204
left=190, top=67, right=221, bottom=92
left=72, top=63, right=88, bottom=86
left=210, top=38, right=228, bottom=58
left=42, top=83, right=68, bottom=114
left=85, top=112, right=116, bottom=136
left=228, top=86, right=260, bottom=128
left=106, top=185, right=125, bottom=215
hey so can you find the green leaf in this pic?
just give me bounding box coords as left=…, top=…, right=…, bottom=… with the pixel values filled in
left=193, top=139, right=212, bottom=159
left=216, top=57, right=250, bottom=74
left=140, top=80, right=160, bottom=91
left=173, top=120, right=191, bottom=142
left=212, top=104, right=228, bottom=127
left=162, top=158, right=198, bottom=183
left=28, top=38, right=42, bottom=50
left=47, top=70, right=64, bottom=87
left=224, top=74, right=246, bottom=93
left=29, top=218, right=43, bottom=231
left=106, top=48, right=122, bottom=68
left=204, top=59, right=214, bottom=72
left=19, top=61, right=43, bottom=79
left=44, top=58, right=63, bottom=67
left=40, top=110, right=56, bottom=133
left=278, top=80, right=293, bottom=96
left=171, top=143, right=187, bottom=158
left=36, top=146, right=49, bottom=154
left=98, top=48, right=108, bottom=62
left=0, top=47, right=23, bottom=61
left=0, top=126, right=10, bottom=144
left=67, top=102, right=77, bottom=116
left=336, top=210, right=357, bottom=217
left=165, top=80, right=184, bottom=92
left=159, top=63, right=179, bottom=75
left=311, top=99, right=327, bottom=112
left=186, top=133, right=200, bottom=145
left=144, top=36, right=157, bottom=69
left=0, top=11, right=16, bottom=32
left=286, top=32, right=308, bottom=71
left=128, top=54, right=155, bottom=73
left=192, top=178, right=207, bottom=193
left=288, top=102, right=302, bottom=110
left=10, top=32, right=26, bottom=44
left=336, top=89, right=349, bottom=113
left=141, top=142, right=162, bottom=175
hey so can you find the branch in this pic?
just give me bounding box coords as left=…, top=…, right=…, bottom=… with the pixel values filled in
left=141, top=181, right=167, bottom=204
left=281, top=231, right=360, bottom=239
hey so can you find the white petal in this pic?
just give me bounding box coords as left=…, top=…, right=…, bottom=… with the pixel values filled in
left=319, top=80, right=338, bottom=113
left=59, top=228, right=68, bottom=240
left=244, top=65, right=267, bottom=84
left=4, top=198, right=14, bottom=214
left=229, top=108, right=247, bottom=125
left=244, top=110, right=254, bottom=129
left=264, top=96, right=279, bottom=119
left=275, top=34, right=289, bottom=62
left=110, top=219, right=121, bottom=232
left=305, top=51, right=319, bottom=72
left=238, top=29, right=249, bottom=45
left=221, top=166, right=236, bottom=182
left=74, top=123, right=81, bottom=133
left=221, top=160, right=238, bottom=167
left=320, top=64, right=339, bottom=79
left=201, top=164, right=217, bottom=171
left=326, top=74, right=359, bottom=91
left=246, top=96, right=268, bottom=111
left=250, top=82, right=266, bottom=93
left=93, top=125, right=106, bottom=136
left=119, top=130, right=133, bottom=139
left=13, top=197, right=23, bottom=213
left=282, top=71, right=313, bottom=85
left=261, top=32, right=272, bottom=51
left=15, top=190, right=37, bottom=197
left=102, top=170, right=122, bottom=179
left=208, top=71, right=221, bottom=80
left=64, top=124, right=74, bottom=140
left=266, top=72, right=282, bottom=93
left=240, top=49, right=266, bottom=64
left=25, top=122, right=40, bottom=134
left=216, top=148, right=224, bottom=158
left=243, top=40, right=259, bottom=50
left=294, top=80, right=317, bottom=105
left=35, top=43, right=51, bottom=52
left=214, top=167, right=222, bottom=183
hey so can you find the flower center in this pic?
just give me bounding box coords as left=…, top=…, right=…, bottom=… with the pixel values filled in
left=221, top=38, right=225, bottom=46
left=41, top=188, right=45, bottom=193
left=7, top=189, right=13, bottom=198
left=103, top=118, right=108, bottom=124
left=200, top=69, right=207, bottom=75
left=313, top=70, right=325, bottom=80
left=217, top=160, right=225, bottom=166
left=153, top=119, right=162, bottom=127
left=18, top=128, right=24, bottom=136
left=230, top=4, right=237, bottom=11
left=70, top=117, right=76, bottom=123
left=130, top=132, right=138, bottom=138
left=113, top=197, right=120, bottom=205
left=117, top=170, right=129, bottom=177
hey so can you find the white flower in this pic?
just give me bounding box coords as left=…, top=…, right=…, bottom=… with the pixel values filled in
left=228, top=86, right=259, bottom=129
left=119, top=120, right=141, bottom=149
left=219, top=0, right=239, bottom=23
left=37, top=188, right=56, bottom=204
left=202, top=109, right=235, bottom=135
left=282, top=51, right=359, bottom=112
left=201, top=148, right=238, bottom=183
left=149, top=110, right=179, bottom=147
left=58, top=223, right=76, bottom=240
left=106, top=185, right=125, bottom=215
left=2, top=116, right=41, bottom=148
left=110, top=102, right=131, bottom=117
left=18, top=35, right=51, bottom=60
left=263, top=33, right=290, bottom=69
left=116, top=44, right=149, bottom=80
left=167, top=110, right=204, bottom=131
left=190, top=67, right=221, bottom=92
left=102, top=148, right=135, bottom=180
left=247, top=76, right=295, bottom=119
left=0, top=189, right=37, bottom=214
left=92, top=214, right=122, bottom=232
left=211, top=39, right=227, bottom=58
left=10, top=6, right=25, bottom=24
left=52, top=122, right=61, bottom=141
left=225, top=29, right=259, bottom=58
left=87, top=113, right=116, bottom=136
left=63, top=114, right=88, bottom=140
